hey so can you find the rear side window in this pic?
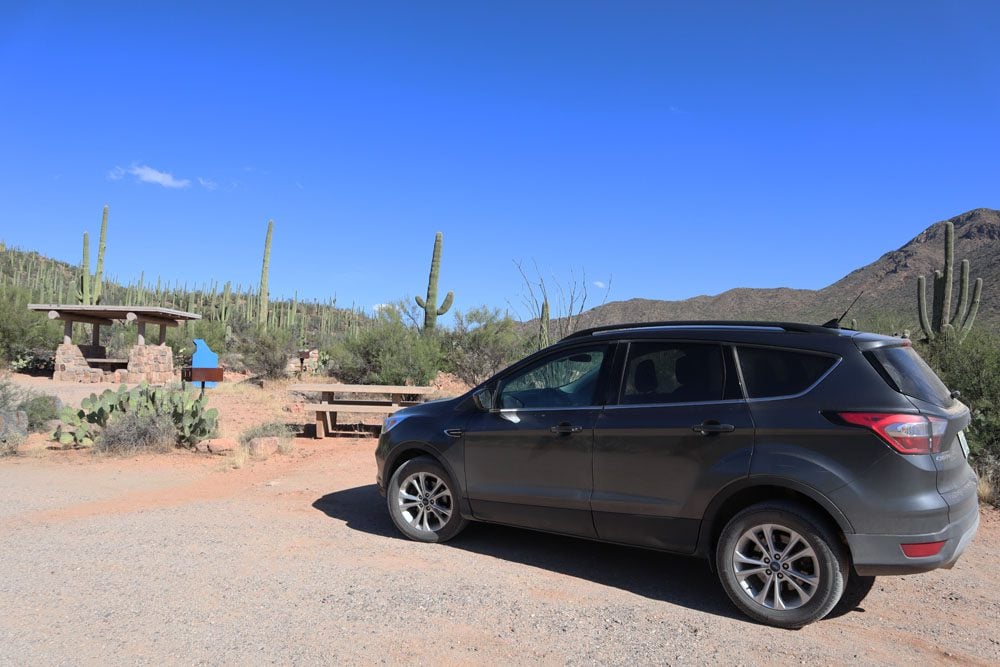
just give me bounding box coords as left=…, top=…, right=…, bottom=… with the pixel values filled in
left=866, top=345, right=954, bottom=407
left=620, top=342, right=725, bottom=404
left=737, top=347, right=837, bottom=399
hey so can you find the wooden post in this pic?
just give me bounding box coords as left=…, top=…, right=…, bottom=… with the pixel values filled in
left=158, top=324, right=167, bottom=345
left=137, top=322, right=146, bottom=346
left=63, top=320, right=73, bottom=345
left=91, top=323, right=100, bottom=348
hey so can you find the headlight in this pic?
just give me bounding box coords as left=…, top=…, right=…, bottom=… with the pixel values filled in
left=383, top=414, right=409, bottom=433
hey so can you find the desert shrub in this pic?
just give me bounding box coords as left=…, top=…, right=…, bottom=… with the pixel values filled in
left=324, top=309, right=441, bottom=385
left=0, top=376, right=59, bottom=433
left=53, top=383, right=218, bottom=449
left=93, top=411, right=176, bottom=455
left=0, top=427, right=23, bottom=457
left=239, top=421, right=295, bottom=455
left=0, top=288, right=62, bottom=368
left=443, top=307, right=532, bottom=386
left=920, top=330, right=1000, bottom=498
left=241, top=327, right=294, bottom=379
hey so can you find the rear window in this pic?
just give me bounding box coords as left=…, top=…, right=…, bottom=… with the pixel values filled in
left=866, top=345, right=954, bottom=407
left=737, top=347, right=837, bottom=399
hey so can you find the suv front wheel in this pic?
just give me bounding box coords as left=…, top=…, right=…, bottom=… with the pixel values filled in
left=387, top=456, right=468, bottom=543
left=716, top=501, right=848, bottom=628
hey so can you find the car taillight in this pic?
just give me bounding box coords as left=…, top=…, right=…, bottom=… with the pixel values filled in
left=836, top=412, right=947, bottom=454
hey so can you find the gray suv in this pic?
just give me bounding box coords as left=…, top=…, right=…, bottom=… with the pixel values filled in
left=375, top=322, right=980, bottom=628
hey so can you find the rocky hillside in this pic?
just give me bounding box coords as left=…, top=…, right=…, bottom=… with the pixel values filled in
left=578, top=208, right=1000, bottom=331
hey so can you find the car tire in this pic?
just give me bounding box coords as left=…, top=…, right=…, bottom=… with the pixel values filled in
left=716, top=501, right=848, bottom=629
left=830, top=572, right=877, bottom=617
left=387, top=456, right=467, bottom=543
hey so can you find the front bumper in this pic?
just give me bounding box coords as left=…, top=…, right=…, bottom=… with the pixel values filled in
left=846, top=502, right=980, bottom=576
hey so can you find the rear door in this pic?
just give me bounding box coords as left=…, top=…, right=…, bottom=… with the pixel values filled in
left=592, top=341, right=754, bottom=553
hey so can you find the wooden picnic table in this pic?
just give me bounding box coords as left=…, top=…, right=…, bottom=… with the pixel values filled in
left=289, top=383, right=435, bottom=438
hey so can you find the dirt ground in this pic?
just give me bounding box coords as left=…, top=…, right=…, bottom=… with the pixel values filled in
left=1, top=374, right=998, bottom=665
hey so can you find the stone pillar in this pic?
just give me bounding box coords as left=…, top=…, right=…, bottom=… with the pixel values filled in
left=63, top=320, right=73, bottom=346
left=91, top=324, right=101, bottom=347
left=158, top=325, right=167, bottom=345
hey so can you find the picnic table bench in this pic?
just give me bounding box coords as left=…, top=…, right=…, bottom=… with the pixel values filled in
left=289, top=383, right=436, bottom=438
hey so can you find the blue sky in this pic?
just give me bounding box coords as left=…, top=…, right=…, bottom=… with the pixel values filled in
left=1, top=1, right=998, bottom=319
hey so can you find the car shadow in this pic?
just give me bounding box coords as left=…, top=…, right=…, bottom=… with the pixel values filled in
left=312, top=484, right=745, bottom=621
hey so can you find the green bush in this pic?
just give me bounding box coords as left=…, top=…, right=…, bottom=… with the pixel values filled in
left=0, top=288, right=61, bottom=368
left=0, top=376, right=59, bottom=434
left=94, top=411, right=175, bottom=455
left=920, top=330, right=1000, bottom=503
left=240, top=326, right=294, bottom=379
left=324, top=308, right=441, bottom=385
left=18, top=393, right=60, bottom=432
left=443, top=307, right=532, bottom=386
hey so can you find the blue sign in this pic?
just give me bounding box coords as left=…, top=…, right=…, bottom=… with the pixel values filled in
left=191, top=338, right=219, bottom=389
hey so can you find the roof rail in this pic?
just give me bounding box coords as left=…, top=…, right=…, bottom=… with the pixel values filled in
left=563, top=320, right=838, bottom=340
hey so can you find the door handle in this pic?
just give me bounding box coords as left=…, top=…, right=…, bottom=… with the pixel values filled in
left=692, top=421, right=735, bottom=435
left=550, top=422, right=583, bottom=435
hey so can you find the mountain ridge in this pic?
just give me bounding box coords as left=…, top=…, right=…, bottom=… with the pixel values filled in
left=576, top=208, right=1000, bottom=331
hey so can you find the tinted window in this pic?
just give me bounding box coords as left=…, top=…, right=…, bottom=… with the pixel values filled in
left=737, top=347, right=836, bottom=399
left=620, top=342, right=725, bottom=404
left=500, top=346, right=606, bottom=409
left=866, top=345, right=954, bottom=407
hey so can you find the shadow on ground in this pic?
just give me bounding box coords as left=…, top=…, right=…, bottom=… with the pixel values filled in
left=312, top=484, right=745, bottom=621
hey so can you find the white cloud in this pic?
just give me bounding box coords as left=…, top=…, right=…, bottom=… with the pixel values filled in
left=593, top=280, right=607, bottom=289
left=198, top=177, right=218, bottom=190
left=107, top=166, right=125, bottom=180
left=128, top=164, right=191, bottom=188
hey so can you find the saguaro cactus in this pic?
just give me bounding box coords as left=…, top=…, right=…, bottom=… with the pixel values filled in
left=539, top=298, right=551, bottom=348
left=415, top=232, right=454, bottom=331
left=917, top=221, right=983, bottom=343
left=75, top=205, right=109, bottom=305
left=259, top=219, right=273, bottom=330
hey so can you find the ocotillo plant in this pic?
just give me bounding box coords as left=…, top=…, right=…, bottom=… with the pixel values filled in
left=916, top=220, right=983, bottom=344
left=259, top=219, right=273, bottom=330
left=414, top=232, right=454, bottom=331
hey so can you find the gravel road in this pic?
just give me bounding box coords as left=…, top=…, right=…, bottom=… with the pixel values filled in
left=1, top=439, right=997, bottom=666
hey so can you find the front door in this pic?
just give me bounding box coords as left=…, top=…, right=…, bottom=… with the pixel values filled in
left=593, top=341, right=754, bottom=553
left=464, top=343, right=612, bottom=538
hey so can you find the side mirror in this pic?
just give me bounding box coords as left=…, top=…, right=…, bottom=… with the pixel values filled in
left=472, top=387, right=495, bottom=412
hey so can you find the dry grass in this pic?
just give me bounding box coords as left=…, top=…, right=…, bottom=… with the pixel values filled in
left=973, top=455, right=999, bottom=507
left=227, top=442, right=249, bottom=469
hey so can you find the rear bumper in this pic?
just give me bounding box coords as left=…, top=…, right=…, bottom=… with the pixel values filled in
left=847, top=503, right=980, bottom=576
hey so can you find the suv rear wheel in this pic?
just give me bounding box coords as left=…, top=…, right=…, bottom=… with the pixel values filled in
left=716, top=501, right=848, bottom=628
left=387, top=456, right=467, bottom=543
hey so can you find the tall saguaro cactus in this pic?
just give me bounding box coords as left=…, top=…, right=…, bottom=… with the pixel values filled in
left=415, top=231, right=454, bottom=331
left=258, top=219, right=273, bottom=330
left=76, top=205, right=109, bottom=305
left=917, top=221, right=983, bottom=343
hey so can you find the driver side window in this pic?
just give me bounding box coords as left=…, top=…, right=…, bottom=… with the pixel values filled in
left=500, top=346, right=607, bottom=409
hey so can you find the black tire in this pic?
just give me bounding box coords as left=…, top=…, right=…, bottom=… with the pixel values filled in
left=829, top=572, right=877, bottom=617
left=716, top=501, right=848, bottom=629
left=387, top=456, right=468, bottom=543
